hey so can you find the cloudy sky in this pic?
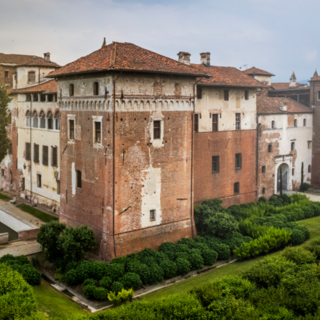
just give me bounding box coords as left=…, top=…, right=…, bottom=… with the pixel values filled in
left=0, top=0, right=318, bottom=82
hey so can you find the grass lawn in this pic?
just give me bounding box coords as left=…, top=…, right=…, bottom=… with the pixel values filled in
left=143, top=215, right=320, bottom=301
left=17, top=204, right=58, bottom=223
left=0, top=192, right=12, bottom=201
left=33, top=279, right=87, bottom=319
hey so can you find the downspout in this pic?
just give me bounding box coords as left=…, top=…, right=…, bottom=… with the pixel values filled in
left=30, top=95, right=33, bottom=204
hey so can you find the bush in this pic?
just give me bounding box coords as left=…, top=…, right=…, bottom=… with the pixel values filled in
left=65, top=268, right=81, bottom=286
left=93, top=287, right=107, bottom=300
left=206, top=240, right=231, bottom=260
left=227, top=205, right=243, bottom=221
left=128, top=262, right=150, bottom=285
left=175, top=244, right=189, bottom=252
left=279, top=194, right=291, bottom=206
left=83, top=278, right=96, bottom=287
left=281, top=247, right=316, bottom=265
left=202, top=248, right=218, bottom=265
left=204, top=212, right=238, bottom=239
left=177, top=237, right=195, bottom=248
left=110, top=256, right=127, bottom=265
left=0, top=254, right=15, bottom=264
left=311, top=203, right=320, bottom=216
left=175, top=258, right=191, bottom=275
left=65, top=261, right=80, bottom=273
left=76, top=261, right=97, bottom=282
left=20, top=264, right=41, bottom=285
left=160, top=260, right=177, bottom=279
left=301, top=182, right=311, bottom=192
left=175, top=252, right=189, bottom=261
left=105, top=263, right=125, bottom=282
left=258, top=196, right=267, bottom=203
left=148, top=263, right=164, bottom=284
left=100, top=276, right=112, bottom=290
left=290, top=229, right=305, bottom=246
left=188, top=253, right=204, bottom=270
left=83, top=284, right=95, bottom=299
left=302, top=206, right=314, bottom=219
left=159, top=241, right=176, bottom=253
left=108, top=288, right=134, bottom=307
left=110, top=281, right=124, bottom=293
left=154, top=251, right=169, bottom=265
left=121, top=272, right=142, bottom=290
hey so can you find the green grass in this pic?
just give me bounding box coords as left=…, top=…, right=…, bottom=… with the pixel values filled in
left=143, top=215, right=320, bottom=302
left=33, top=279, right=87, bottom=319
left=17, top=204, right=58, bottom=223
left=0, top=192, right=12, bottom=201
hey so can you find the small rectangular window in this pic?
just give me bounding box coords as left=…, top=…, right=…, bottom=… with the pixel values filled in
left=57, top=180, right=60, bottom=195
left=25, top=142, right=31, bottom=160
left=245, top=90, right=249, bottom=100
left=303, top=119, right=307, bottom=126
left=150, top=209, right=156, bottom=221
left=234, top=182, right=240, bottom=194
left=43, top=146, right=48, bottom=166
left=28, top=71, right=35, bottom=83
left=294, top=119, right=297, bottom=127
left=212, top=156, right=220, bottom=173
left=5, top=71, right=9, bottom=79
left=224, top=90, right=229, bottom=101
left=34, top=144, right=39, bottom=163
left=76, top=170, right=82, bottom=188
left=262, top=187, right=265, bottom=194
left=235, top=113, right=241, bottom=130
left=262, top=166, right=266, bottom=173
left=194, top=114, right=199, bottom=132
left=37, top=174, right=41, bottom=188
left=69, top=120, right=75, bottom=140
left=197, top=87, right=202, bottom=99
left=292, top=168, right=295, bottom=175
left=212, top=114, right=218, bottom=132
left=95, top=122, right=101, bottom=143
left=52, top=146, right=58, bottom=167
left=1, top=169, right=4, bottom=177
left=21, top=178, right=25, bottom=191
left=235, top=153, right=242, bottom=170
left=153, top=121, right=161, bottom=140
left=308, top=141, right=312, bottom=149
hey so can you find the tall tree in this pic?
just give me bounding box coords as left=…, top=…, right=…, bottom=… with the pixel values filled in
left=300, top=162, right=304, bottom=191
left=0, top=86, right=11, bottom=162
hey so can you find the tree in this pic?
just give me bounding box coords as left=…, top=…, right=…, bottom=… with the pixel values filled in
left=300, top=162, right=304, bottom=192
left=0, top=86, right=11, bottom=162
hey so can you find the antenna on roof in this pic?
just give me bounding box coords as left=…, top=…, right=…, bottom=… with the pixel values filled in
left=101, top=37, right=106, bottom=48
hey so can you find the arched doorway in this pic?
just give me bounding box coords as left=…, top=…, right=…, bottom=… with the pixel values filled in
left=277, top=163, right=290, bottom=192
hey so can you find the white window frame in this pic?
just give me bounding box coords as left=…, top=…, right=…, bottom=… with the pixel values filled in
left=67, top=114, right=76, bottom=143
left=92, top=115, right=103, bottom=148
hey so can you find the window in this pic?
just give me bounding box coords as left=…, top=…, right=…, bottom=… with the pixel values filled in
left=76, top=170, right=82, bottom=188
left=5, top=71, right=9, bottom=79
left=212, top=156, right=220, bottom=173
left=21, top=178, right=25, bottom=191
left=262, top=187, right=265, bottom=194
left=308, top=141, right=312, bottom=149
left=52, top=146, right=58, bottom=167
left=26, top=111, right=31, bottom=127
left=28, top=71, right=35, bottom=83
left=194, top=114, right=199, bottom=132
left=69, top=120, right=75, bottom=140
left=235, top=113, right=241, bottom=130
left=1, top=169, right=4, bottom=177
left=268, top=144, right=272, bottom=153
left=39, top=111, right=46, bottom=129
left=54, top=111, right=60, bottom=130
left=25, top=142, right=31, bottom=160
left=34, top=144, right=39, bottom=163
left=235, top=153, right=242, bottom=170
left=197, top=87, right=202, bottom=99
left=308, top=165, right=311, bottom=173
left=292, top=168, right=295, bottom=175
left=33, top=111, right=38, bottom=128
left=224, top=90, right=229, bottom=101
left=93, top=82, right=99, bottom=95
left=234, top=182, right=240, bottom=194
left=10, top=171, right=12, bottom=184
left=8, top=142, right=12, bottom=155
left=271, top=121, right=275, bottom=129
left=43, top=146, right=48, bottom=165
left=291, top=142, right=295, bottom=150
left=153, top=121, right=161, bottom=140
left=37, top=174, right=41, bottom=188
left=47, top=111, right=53, bottom=130
left=57, top=180, right=60, bottom=195
left=303, top=119, right=307, bottom=126
left=262, top=166, right=266, bottom=173
left=245, top=90, right=249, bottom=100
left=69, top=84, right=74, bottom=97
left=150, top=209, right=156, bottom=221
left=95, top=122, right=101, bottom=143
left=212, top=114, right=218, bottom=132
left=294, top=119, right=297, bottom=127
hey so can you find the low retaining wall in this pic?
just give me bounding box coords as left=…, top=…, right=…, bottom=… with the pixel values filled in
left=18, top=228, right=39, bottom=240
left=0, top=233, right=9, bottom=244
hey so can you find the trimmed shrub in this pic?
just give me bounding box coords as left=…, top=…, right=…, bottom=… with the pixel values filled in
left=177, top=237, right=195, bottom=248
left=15, top=255, right=30, bottom=265
left=159, top=241, right=176, bottom=253
left=121, top=273, right=142, bottom=290
left=55, top=258, right=68, bottom=273
left=311, top=203, right=320, bottom=216
left=65, top=261, right=80, bottom=273
left=175, top=244, right=189, bottom=252
left=154, top=251, right=169, bottom=265
left=110, top=281, right=124, bottom=293
left=160, top=260, right=177, bottom=279
left=20, top=264, right=41, bottom=285
left=0, top=254, right=15, bottom=264
left=128, top=262, right=150, bottom=285
left=148, top=263, right=164, bottom=284
left=76, top=261, right=96, bottom=282
left=222, top=236, right=244, bottom=251
left=301, top=182, right=311, bottom=192
left=65, top=268, right=81, bottom=286
left=140, top=256, right=157, bottom=267
left=93, top=287, right=107, bottom=300
left=110, top=256, right=127, bottom=265
left=279, top=194, right=291, bottom=206
left=214, top=243, right=230, bottom=260
left=193, top=242, right=209, bottom=253
left=83, top=285, right=95, bottom=299
left=258, top=196, right=267, bottom=203
left=290, top=229, right=305, bottom=246
left=175, top=252, right=189, bottom=261
left=100, top=276, right=112, bottom=290
left=302, top=206, right=314, bottom=219
left=138, top=248, right=157, bottom=259
left=202, top=249, right=218, bottom=265
left=176, top=258, right=191, bottom=275
left=105, top=263, right=125, bottom=282
left=188, top=253, right=204, bottom=270
left=83, top=278, right=96, bottom=287
left=281, top=247, right=316, bottom=265
left=294, top=225, right=310, bottom=241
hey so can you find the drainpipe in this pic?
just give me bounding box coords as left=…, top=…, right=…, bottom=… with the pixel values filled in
left=30, top=95, right=33, bottom=204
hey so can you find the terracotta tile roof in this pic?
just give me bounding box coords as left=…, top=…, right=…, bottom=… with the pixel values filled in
left=191, top=64, right=262, bottom=88
left=257, top=89, right=312, bottom=114
left=9, top=80, right=57, bottom=94
left=310, top=76, right=320, bottom=82
left=243, top=67, right=275, bottom=77
left=0, top=53, right=59, bottom=68
left=271, top=82, right=309, bottom=90
left=47, top=42, right=208, bottom=78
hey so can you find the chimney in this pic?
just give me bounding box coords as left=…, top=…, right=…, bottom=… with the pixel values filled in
left=280, top=101, right=287, bottom=112
left=44, top=52, right=50, bottom=61
left=200, top=52, right=210, bottom=66
left=177, top=51, right=191, bottom=65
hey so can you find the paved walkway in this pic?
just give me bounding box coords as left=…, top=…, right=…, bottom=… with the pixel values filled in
left=283, top=190, right=320, bottom=202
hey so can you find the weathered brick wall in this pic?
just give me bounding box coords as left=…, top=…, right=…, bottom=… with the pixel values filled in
left=194, top=130, right=257, bottom=207
left=0, top=65, right=15, bottom=88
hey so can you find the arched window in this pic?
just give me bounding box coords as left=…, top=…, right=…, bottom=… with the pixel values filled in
left=271, top=120, right=275, bottom=129
left=69, top=84, right=74, bottom=97
left=33, top=111, right=38, bottom=128
left=93, top=82, right=99, bottom=95
left=291, top=142, right=295, bottom=150
left=26, top=111, right=31, bottom=127
left=28, top=71, right=35, bottom=83
left=47, top=111, right=53, bottom=129
left=7, top=112, right=12, bottom=125
left=54, top=111, right=60, bottom=130
left=308, top=165, right=311, bottom=173
left=39, top=111, right=46, bottom=129
left=268, top=144, right=272, bottom=153
left=303, top=119, right=307, bottom=126
left=294, top=119, right=297, bottom=127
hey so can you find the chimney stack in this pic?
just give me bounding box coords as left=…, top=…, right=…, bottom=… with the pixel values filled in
left=177, top=51, right=191, bottom=65
left=200, top=52, right=210, bottom=66
left=44, top=52, right=50, bottom=61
